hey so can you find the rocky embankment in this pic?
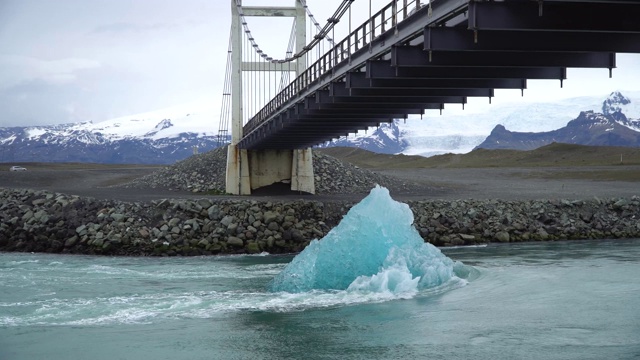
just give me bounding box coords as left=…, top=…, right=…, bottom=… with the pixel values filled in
left=1, top=187, right=639, bottom=256
left=118, top=146, right=426, bottom=195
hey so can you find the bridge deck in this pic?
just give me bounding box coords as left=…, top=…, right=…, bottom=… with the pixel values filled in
left=238, top=0, right=640, bottom=150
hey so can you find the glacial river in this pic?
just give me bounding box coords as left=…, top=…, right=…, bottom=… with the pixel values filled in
left=2, top=239, right=639, bottom=360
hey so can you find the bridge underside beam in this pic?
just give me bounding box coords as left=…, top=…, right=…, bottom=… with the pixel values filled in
left=346, top=72, right=527, bottom=90
left=392, top=46, right=617, bottom=69
left=468, top=1, right=640, bottom=33
left=244, top=105, right=442, bottom=149
left=337, top=87, right=495, bottom=98
left=425, top=28, right=640, bottom=53
left=283, top=104, right=410, bottom=118
left=366, top=60, right=567, bottom=80
left=298, top=108, right=425, bottom=116
left=315, top=90, right=467, bottom=105
left=328, top=82, right=495, bottom=98
left=245, top=127, right=396, bottom=149
left=241, top=113, right=400, bottom=149
left=307, top=101, right=445, bottom=111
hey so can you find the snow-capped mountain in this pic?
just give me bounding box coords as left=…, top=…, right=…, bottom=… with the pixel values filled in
left=325, top=91, right=640, bottom=156
left=476, top=111, right=640, bottom=150
left=0, top=101, right=227, bottom=164
left=476, top=91, right=640, bottom=150
left=317, top=121, right=406, bottom=154
left=2, top=91, right=639, bottom=164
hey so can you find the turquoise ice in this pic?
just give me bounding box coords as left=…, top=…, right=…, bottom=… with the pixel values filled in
left=269, top=186, right=459, bottom=293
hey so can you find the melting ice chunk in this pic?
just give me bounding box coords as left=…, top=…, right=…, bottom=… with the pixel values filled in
left=269, top=186, right=459, bottom=294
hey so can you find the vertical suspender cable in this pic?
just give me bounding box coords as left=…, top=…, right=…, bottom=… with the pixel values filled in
left=349, top=4, right=352, bottom=56
left=218, top=29, right=233, bottom=147
left=268, top=60, right=271, bottom=105
left=249, top=39, right=251, bottom=124
left=258, top=54, right=261, bottom=115
left=253, top=43, right=256, bottom=120
left=240, top=32, right=248, bottom=125
left=369, top=0, right=372, bottom=45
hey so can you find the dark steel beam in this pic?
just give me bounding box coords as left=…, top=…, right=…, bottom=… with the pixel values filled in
left=425, top=27, right=640, bottom=53
left=316, top=89, right=467, bottom=105
left=392, top=46, right=616, bottom=68
left=278, top=125, right=387, bottom=131
left=346, top=72, right=527, bottom=89
left=468, top=1, right=640, bottom=33
left=293, top=113, right=411, bottom=119
left=292, top=102, right=410, bottom=118
left=331, top=82, right=494, bottom=98
left=367, top=60, right=567, bottom=80
left=306, top=95, right=437, bottom=111
left=241, top=124, right=391, bottom=147
left=314, top=102, right=445, bottom=111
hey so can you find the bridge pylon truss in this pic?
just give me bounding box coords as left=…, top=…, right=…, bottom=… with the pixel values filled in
left=226, top=0, right=314, bottom=195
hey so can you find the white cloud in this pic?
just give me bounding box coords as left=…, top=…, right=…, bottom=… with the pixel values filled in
left=0, top=55, right=101, bottom=90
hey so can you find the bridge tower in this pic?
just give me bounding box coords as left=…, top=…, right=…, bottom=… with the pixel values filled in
left=226, top=0, right=315, bottom=195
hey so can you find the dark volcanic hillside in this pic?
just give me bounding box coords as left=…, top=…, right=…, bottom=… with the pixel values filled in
left=477, top=111, right=640, bottom=151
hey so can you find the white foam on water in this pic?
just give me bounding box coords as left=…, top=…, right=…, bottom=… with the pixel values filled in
left=0, top=277, right=469, bottom=326
left=444, top=244, right=489, bottom=250
left=7, top=260, right=40, bottom=265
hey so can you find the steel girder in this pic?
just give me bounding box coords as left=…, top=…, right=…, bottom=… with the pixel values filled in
left=346, top=71, right=527, bottom=90
left=392, top=46, right=617, bottom=68
left=468, top=1, right=640, bottom=33
left=366, top=60, right=567, bottom=80
left=424, top=27, right=640, bottom=53
left=329, top=81, right=495, bottom=98
left=314, top=89, right=467, bottom=105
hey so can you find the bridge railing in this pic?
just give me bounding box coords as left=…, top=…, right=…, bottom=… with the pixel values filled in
left=243, top=0, right=427, bottom=136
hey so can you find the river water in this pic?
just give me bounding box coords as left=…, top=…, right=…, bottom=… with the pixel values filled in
left=1, top=239, right=639, bottom=360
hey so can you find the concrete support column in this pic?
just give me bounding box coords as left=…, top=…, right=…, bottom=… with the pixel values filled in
left=295, top=0, right=306, bottom=72
left=291, top=148, right=315, bottom=194
left=226, top=0, right=249, bottom=195
left=226, top=144, right=250, bottom=195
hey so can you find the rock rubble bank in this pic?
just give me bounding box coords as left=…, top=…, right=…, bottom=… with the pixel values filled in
left=1, top=188, right=638, bottom=256
left=118, top=146, right=427, bottom=195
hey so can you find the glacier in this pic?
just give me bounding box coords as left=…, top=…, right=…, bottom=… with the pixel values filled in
left=269, top=186, right=462, bottom=294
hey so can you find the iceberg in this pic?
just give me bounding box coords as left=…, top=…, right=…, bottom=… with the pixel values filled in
left=269, top=186, right=460, bottom=294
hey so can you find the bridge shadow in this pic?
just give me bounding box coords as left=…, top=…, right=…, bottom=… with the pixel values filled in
left=251, top=182, right=314, bottom=196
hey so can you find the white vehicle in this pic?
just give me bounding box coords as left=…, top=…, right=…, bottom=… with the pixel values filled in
left=9, top=166, right=27, bottom=171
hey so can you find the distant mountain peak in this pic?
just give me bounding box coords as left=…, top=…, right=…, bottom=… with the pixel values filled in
left=602, top=91, right=631, bottom=115
left=477, top=111, right=640, bottom=150
left=155, top=119, right=173, bottom=130
left=319, top=120, right=405, bottom=154
left=144, top=119, right=175, bottom=138
left=491, top=124, right=507, bottom=133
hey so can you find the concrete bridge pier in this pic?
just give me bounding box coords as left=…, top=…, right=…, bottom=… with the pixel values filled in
left=225, top=144, right=250, bottom=195
left=291, top=148, right=315, bottom=193
left=225, top=147, right=315, bottom=195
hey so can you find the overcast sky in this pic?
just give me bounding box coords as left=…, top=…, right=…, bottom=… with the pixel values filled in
left=1, top=0, right=639, bottom=127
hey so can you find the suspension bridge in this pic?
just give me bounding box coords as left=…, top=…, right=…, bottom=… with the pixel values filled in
left=217, top=0, right=640, bottom=195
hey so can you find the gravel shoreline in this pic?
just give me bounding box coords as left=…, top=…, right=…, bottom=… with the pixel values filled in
left=1, top=148, right=639, bottom=256
left=1, top=187, right=639, bottom=256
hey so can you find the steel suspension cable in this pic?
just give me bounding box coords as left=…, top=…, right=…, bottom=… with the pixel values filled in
left=233, top=0, right=354, bottom=64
